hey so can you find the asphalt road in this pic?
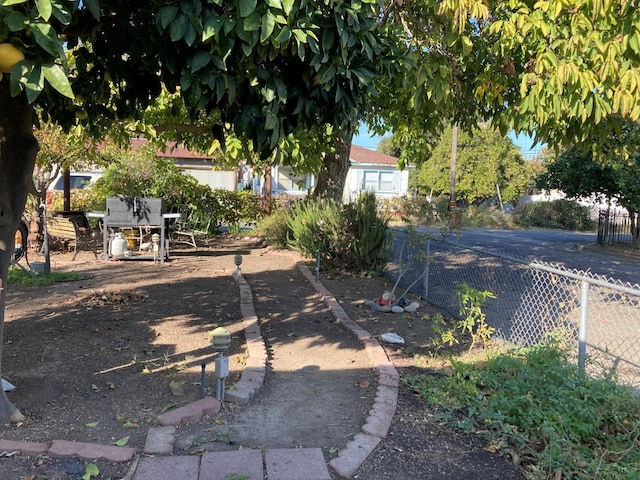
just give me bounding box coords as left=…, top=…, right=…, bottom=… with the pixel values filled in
left=416, top=227, right=640, bottom=285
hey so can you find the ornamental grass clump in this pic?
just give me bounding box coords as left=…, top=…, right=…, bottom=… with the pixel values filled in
left=287, top=193, right=389, bottom=274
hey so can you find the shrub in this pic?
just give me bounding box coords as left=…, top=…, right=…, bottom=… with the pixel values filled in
left=339, top=193, right=390, bottom=273
left=288, top=193, right=390, bottom=274
left=288, top=197, right=343, bottom=259
left=258, top=209, right=292, bottom=248
left=513, top=199, right=596, bottom=230
left=463, top=206, right=517, bottom=229
left=214, top=189, right=264, bottom=232
left=378, top=196, right=441, bottom=226
left=53, top=146, right=264, bottom=234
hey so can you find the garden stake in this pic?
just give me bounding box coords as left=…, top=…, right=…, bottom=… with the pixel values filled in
left=200, top=361, right=206, bottom=399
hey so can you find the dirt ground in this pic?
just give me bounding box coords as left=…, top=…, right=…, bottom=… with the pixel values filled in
left=0, top=234, right=523, bottom=479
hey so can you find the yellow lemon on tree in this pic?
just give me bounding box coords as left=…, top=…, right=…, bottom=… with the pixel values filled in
left=0, top=43, right=25, bottom=73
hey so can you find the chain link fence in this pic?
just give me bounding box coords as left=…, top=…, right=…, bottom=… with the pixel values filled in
left=388, top=230, right=640, bottom=389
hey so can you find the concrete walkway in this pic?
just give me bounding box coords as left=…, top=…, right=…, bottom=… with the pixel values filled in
left=0, top=257, right=398, bottom=480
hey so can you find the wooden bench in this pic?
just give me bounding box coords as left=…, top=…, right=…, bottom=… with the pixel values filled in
left=47, top=216, right=99, bottom=261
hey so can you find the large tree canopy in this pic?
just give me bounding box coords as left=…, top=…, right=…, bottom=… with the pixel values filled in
left=368, top=0, right=640, bottom=167
left=2, top=0, right=397, bottom=154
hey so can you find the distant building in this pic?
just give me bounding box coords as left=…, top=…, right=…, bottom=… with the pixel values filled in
left=344, top=145, right=412, bottom=202
left=131, top=139, right=411, bottom=202
left=130, top=138, right=238, bottom=191
left=253, top=145, right=411, bottom=202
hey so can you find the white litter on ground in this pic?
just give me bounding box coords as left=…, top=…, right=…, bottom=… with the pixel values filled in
left=381, top=333, right=405, bottom=344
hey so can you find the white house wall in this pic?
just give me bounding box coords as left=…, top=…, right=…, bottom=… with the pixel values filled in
left=345, top=166, right=409, bottom=202
left=181, top=167, right=237, bottom=191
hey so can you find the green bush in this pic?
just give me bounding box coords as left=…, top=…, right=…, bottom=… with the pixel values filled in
left=288, top=193, right=389, bottom=274
left=52, top=145, right=264, bottom=234
left=463, top=206, right=517, bottom=229
left=408, top=341, right=640, bottom=479
left=340, top=193, right=390, bottom=273
left=82, top=151, right=210, bottom=213
left=378, top=196, right=441, bottom=226
left=513, top=199, right=596, bottom=230
left=288, top=197, right=343, bottom=258
left=258, top=209, right=292, bottom=248
left=215, top=189, right=263, bottom=232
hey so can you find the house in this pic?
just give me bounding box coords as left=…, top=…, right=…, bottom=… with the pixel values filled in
left=261, top=145, right=411, bottom=202
left=343, top=145, right=412, bottom=202
left=130, top=138, right=239, bottom=191
left=131, top=139, right=411, bottom=202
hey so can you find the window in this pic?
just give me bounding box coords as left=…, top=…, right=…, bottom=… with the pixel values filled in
left=53, top=175, right=93, bottom=190
left=379, top=172, right=394, bottom=192
left=362, top=170, right=395, bottom=193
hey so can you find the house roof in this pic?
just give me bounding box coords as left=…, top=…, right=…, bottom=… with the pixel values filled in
left=349, top=145, right=400, bottom=167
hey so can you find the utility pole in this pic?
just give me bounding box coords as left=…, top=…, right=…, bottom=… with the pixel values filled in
left=449, top=124, right=457, bottom=211
left=449, top=125, right=461, bottom=229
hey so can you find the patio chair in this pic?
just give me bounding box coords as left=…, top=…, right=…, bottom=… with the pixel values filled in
left=170, top=207, right=212, bottom=249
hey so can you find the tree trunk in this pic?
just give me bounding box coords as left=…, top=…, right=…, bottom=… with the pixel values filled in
left=0, top=79, right=39, bottom=423
left=313, top=132, right=353, bottom=202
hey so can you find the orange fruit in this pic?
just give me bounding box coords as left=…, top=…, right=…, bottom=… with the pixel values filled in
left=0, top=43, right=25, bottom=73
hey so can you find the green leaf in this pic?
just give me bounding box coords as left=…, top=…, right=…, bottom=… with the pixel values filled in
left=3, top=10, right=28, bottom=30
left=170, top=13, right=188, bottom=41
left=114, top=436, right=129, bottom=447
left=223, top=17, right=236, bottom=35
left=260, top=13, right=276, bottom=43
left=273, top=26, right=290, bottom=44
left=85, top=421, right=99, bottom=428
left=282, top=0, right=294, bottom=16
left=82, top=463, right=99, bottom=480
left=265, top=0, right=282, bottom=8
left=83, top=0, right=100, bottom=20
left=244, top=11, right=262, bottom=31
left=319, top=64, right=336, bottom=84
left=0, top=0, right=29, bottom=5
left=292, top=28, right=307, bottom=43
left=31, top=22, right=61, bottom=57
left=239, top=0, right=257, bottom=18
left=190, top=51, right=210, bottom=72
left=158, top=6, right=179, bottom=30
left=35, top=0, right=52, bottom=20
left=42, top=63, right=73, bottom=98
left=273, top=76, right=286, bottom=102
left=162, top=402, right=177, bottom=413
left=202, top=16, right=224, bottom=41
left=321, top=29, right=335, bottom=51
left=23, top=63, right=44, bottom=103
left=184, top=23, right=197, bottom=46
